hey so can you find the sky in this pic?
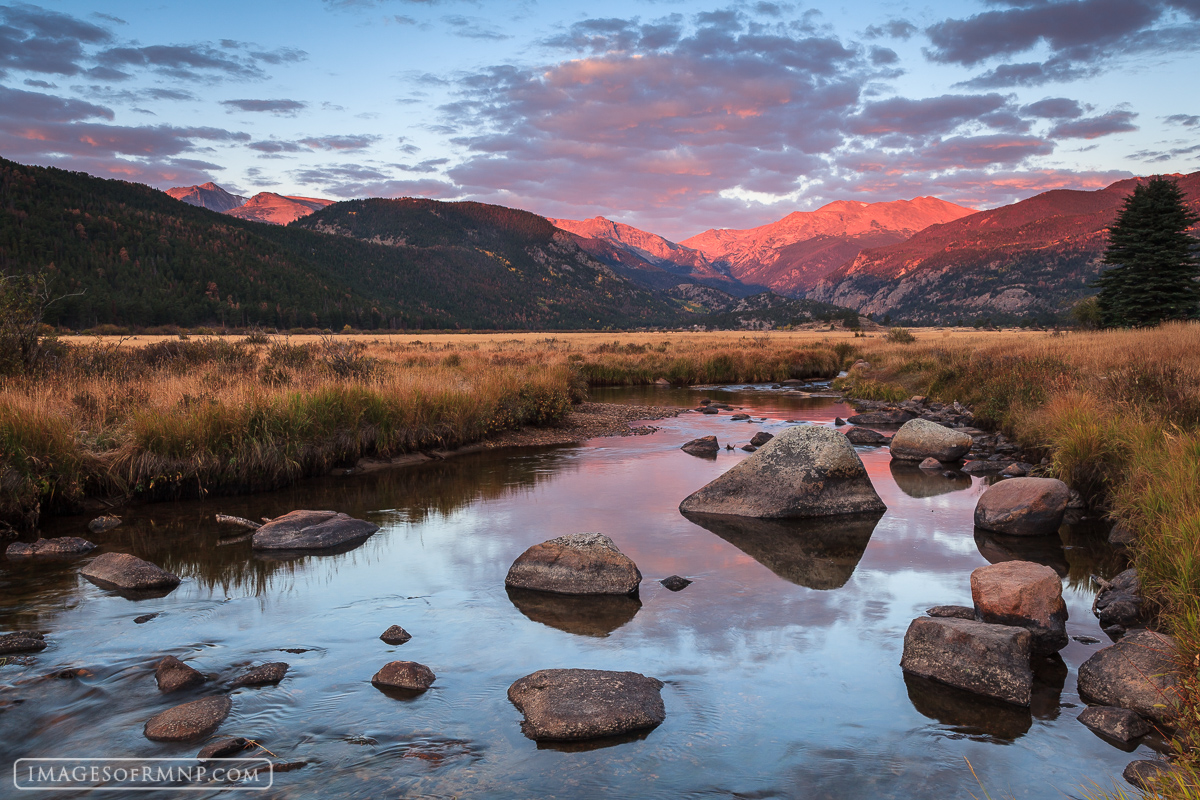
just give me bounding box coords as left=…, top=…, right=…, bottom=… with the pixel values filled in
left=1, top=0, right=1198, bottom=239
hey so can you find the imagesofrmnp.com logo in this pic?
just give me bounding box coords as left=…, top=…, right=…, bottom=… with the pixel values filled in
left=14, top=758, right=275, bottom=791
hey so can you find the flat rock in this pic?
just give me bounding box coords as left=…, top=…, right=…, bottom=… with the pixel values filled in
left=731, top=413, right=750, bottom=421
left=1079, top=706, right=1151, bottom=742
left=679, top=426, right=886, bottom=519
left=974, top=477, right=1070, bottom=536
left=900, top=617, right=1033, bottom=706
left=0, top=631, right=46, bottom=655
left=508, top=668, right=665, bottom=741
left=927, top=605, right=976, bottom=620
left=1078, top=629, right=1180, bottom=723
left=963, top=460, right=1005, bottom=473
left=6, top=537, right=96, bottom=558
left=660, top=575, right=691, bottom=591
left=232, top=662, right=288, bottom=688
left=845, top=427, right=889, bottom=446
left=847, top=410, right=914, bottom=425
left=890, top=418, right=973, bottom=462
left=971, top=561, right=1068, bottom=654
left=252, top=510, right=378, bottom=551
left=87, top=516, right=122, bottom=533
left=750, top=432, right=774, bottom=447
left=380, top=625, right=412, bottom=645
left=505, top=533, right=641, bottom=596
left=197, top=737, right=252, bottom=762
left=371, top=661, right=435, bottom=691
left=680, top=435, right=719, bottom=457
left=81, top=552, right=180, bottom=592
left=143, top=696, right=232, bottom=742
left=155, top=656, right=205, bottom=692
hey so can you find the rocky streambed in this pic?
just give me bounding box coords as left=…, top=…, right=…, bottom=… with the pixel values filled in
left=0, top=385, right=1154, bottom=798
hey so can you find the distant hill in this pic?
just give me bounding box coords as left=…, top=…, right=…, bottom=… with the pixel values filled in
left=225, top=192, right=333, bottom=225
left=165, top=182, right=246, bottom=213
left=682, top=198, right=975, bottom=294
left=809, top=172, right=1200, bottom=323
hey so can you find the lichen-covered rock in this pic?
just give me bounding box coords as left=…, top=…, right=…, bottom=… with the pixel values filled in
left=6, top=537, right=96, bottom=558
left=679, top=426, right=885, bottom=519
left=890, top=418, right=973, bottom=462
left=974, top=478, right=1071, bottom=536
left=143, top=696, right=232, bottom=742
left=380, top=625, right=412, bottom=645
left=971, top=561, right=1068, bottom=653
left=81, top=553, right=180, bottom=592
left=371, top=661, right=435, bottom=691
left=505, top=534, right=641, bottom=596
left=900, top=617, right=1033, bottom=706
left=0, top=631, right=46, bottom=655
left=1078, top=630, right=1180, bottom=723
left=508, top=668, right=665, bottom=741
left=1078, top=706, right=1151, bottom=742
left=231, top=662, right=288, bottom=688
left=252, top=510, right=378, bottom=550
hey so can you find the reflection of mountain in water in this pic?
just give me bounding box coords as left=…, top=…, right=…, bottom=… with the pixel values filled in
left=682, top=511, right=882, bottom=589
left=506, top=588, right=641, bottom=637
left=31, top=447, right=577, bottom=597
left=888, top=462, right=971, bottom=499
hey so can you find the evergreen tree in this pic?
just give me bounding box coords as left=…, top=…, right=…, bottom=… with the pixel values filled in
left=1093, top=176, right=1200, bottom=327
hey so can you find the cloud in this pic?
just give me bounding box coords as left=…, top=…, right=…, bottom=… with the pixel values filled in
left=957, top=59, right=1097, bottom=88
left=95, top=44, right=270, bottom=81
left=249, top=139, right=307, bottom=154
left=864, top=20, right=917, bottom=40
left=442, top=15, right=509, bottom=40
left=0, top=2, right=113, bottom=77
left=1019, top=97, right=1084, bottom=119
left=847, top=93, right=1011, bottom=137
left=221, top=98, right=308, bottom=115
left=0, top=84, right=112, bottom=122
left=1049, top=110, right=1139, bottom=138
left=287, top=162, right=458, bottom=198
left=1165, top=113, right=1199, bottom=127
left=297, top=134, right=381, bottom=151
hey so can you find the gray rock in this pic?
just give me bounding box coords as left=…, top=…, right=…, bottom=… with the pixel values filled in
left=900, top=617, right=1033, bottom=706
left=197, top=737, right=251, bottom=762
left=750, top=432, right=774, bottom=447
left=81, top=553, right=180, bottom=592
left=847, top=410, right=914, bottom=425
left=1109, top=521, right=1137, bottom=547
left=87, top=516, right=122, bottom=533
left=1068, top=489, right=1087, bottom=510
left=845, top=427, right=890, bottom=446
left=680, top=435, right=719, bottom=457
left=232, top=662, right=288, bottom=688
left=371, top=661, right=435, bottom=691
left=889, top=418, right=973, bottom=462
left=1079, top=706, right=1151, bottom=742
left=1078, top=629, right=1180, bottom=723
left=143, top=696, right=232, bottom=742
left=506, top=533, right=641, bottom=596
left=974, top=478, right=1071, bottom=536
left=731, top=413, right=750, bottom=421
left=0, top=631, right=46, bottom=655
left=6, top=537, right=96, bottom=558
left=1095, top=568, right=1145, bottom=636
left=701, top=407, right=719, bottom=415
left=252, top=510, right=378, bottom=551
left=380, top=625, right=412, bottom=645
left=1124, top=760, right=1178, bottom=791
left=660, top=575, right=691, bottom=591
left=963, top=460, right=1005, bottom=474
left=508, top=668, right=665, bottom=741
left=927, top=605, right=976, bottom=620
left=679, top=426, right=886, bottom=519
left=155, top=656, right=205, bottom=692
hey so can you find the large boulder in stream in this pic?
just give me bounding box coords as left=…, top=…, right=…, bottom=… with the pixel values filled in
left=1077, top=630, right=1180, bottom=723
left=971, top=561, right=1068, bottom=654
left=679, top=426, right=885, bottom=519
left=143, top=696, right=232, bottom=742
left=508, top=668, right=665, bottom=741
left=901, top=616, right=1033, bottom=706
left=81, top=553, right=180, bottom=592
left=974, top=478, right=1071, bottom=536
left=889, top=418, right=973, bottom=463
left=506, top=534, right=641, bottom=596
left=251, top=510, right=378, bottom=551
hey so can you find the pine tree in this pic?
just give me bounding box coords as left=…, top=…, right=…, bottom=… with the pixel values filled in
left=1093, top=176, right=1200, bottom=327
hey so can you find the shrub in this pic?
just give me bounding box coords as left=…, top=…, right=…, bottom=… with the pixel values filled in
left=885, top=327, right=916, bottom=344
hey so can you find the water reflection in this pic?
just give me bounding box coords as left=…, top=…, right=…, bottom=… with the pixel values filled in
left=905, top=673, right=1032, bottom=742
left=681, top=511, right=882, bottom=590
left=889, top=461, right=972, bottom=498
left=506, top=588, right=641, bottom=637
left=975, top=529, right=1070, bottom=577
left=975, top=524, right=1128, bottom=589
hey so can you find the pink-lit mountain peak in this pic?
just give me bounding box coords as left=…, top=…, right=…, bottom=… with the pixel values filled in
left=549, top=215, right=706, bottom=265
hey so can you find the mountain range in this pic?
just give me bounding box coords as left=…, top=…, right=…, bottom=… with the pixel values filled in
left=167, top=182, right=335, bottom=225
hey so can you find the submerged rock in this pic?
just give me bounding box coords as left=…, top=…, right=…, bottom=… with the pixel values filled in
left=900, top=616, right=1033, bottom=706
left=155, top=656, right=205, bottom=692
left=506, top=534, right=641, bottom=596
left=380, top=625, right=412, bottom=645
left=971, top=561, right=1068, bottom=654
left=1079, top=706, right=1151, bottom=742
left=1077, top=630, right=1180, bottom=723
left=197, top=737, right=252, bottom=762
left=974, top=478, right=1071, bottom=536
left=660, top=575, right=691, bottom=591
left=680, top=436, right=719, bottom=457
left=251, top=510, right=378, bottom=551
left=232, top=662, right=288, bottom=688
left=889, top=418, right=972, bottom=462
left=0, top=631, right=47, bottom=655
left=508, top=669, right=665, bottom=741
left=731, top=413, right=750, bottom=421
left=679, top=426, right=886, bottom=519
left=87, top=516, right=122, bottom=533
left=81, top=553, right=180, bottom=592
left=143, top=696, right=232, bottom=742
left=845, top=427, right=889, bottom=446
left=371, top=661, right=436, bottom=691
left=6, top=537, right=96, bottom=558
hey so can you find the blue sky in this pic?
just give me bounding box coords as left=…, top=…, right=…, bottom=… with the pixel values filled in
left=2, top=0, right=1198, bottom=238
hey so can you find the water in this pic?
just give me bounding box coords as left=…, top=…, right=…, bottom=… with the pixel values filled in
left=0, top=386, right=1150, bottom=798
